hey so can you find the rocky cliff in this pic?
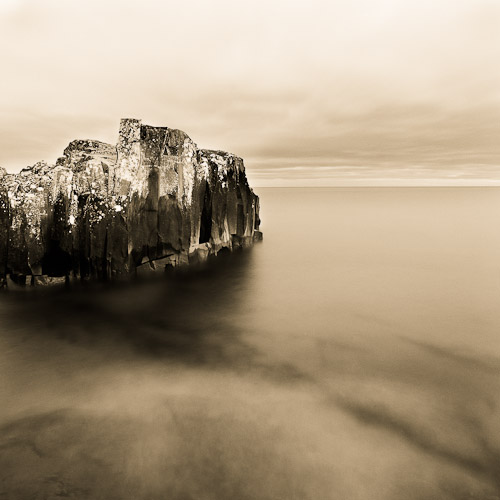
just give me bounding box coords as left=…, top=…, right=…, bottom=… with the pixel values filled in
left=0, top=119, right=262, bottom=286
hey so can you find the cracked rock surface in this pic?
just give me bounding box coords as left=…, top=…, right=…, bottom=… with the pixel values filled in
left=0, top=119, right=262, bottom=286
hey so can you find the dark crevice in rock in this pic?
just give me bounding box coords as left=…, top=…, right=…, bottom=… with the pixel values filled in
left=41, top=241, right=73, bottom=277
left=199, top=182, right=212, bottom=244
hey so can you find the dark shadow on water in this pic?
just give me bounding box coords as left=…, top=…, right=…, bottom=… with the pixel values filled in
left=0, top=252, right=259, bottom=369
left=400, top=336, right=500, bottom=375
left=334, top=395, right=500, bottom=493
left=0, top=251, right=313, bottom=385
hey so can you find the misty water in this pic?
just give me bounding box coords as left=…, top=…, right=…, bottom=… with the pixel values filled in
left=1, top=187, right=500, bottom=499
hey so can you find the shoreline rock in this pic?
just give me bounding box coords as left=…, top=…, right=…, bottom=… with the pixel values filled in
left=0, top=119, right=262, bottom=287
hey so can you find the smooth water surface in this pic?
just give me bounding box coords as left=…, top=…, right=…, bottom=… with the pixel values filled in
left=1, top=187, right=500, bottom=499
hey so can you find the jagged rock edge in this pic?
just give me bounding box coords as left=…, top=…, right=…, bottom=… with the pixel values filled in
left=0, top=119, right=262, bottom=286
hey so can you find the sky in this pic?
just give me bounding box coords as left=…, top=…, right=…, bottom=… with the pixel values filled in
left=0, top=0, right=499, bottom=186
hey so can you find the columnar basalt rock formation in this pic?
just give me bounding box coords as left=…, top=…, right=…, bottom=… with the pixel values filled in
left=0, top=119, right=262, bottom=286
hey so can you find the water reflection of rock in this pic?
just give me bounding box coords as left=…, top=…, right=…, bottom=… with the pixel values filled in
left=0, top=251, right=328, bottom=499
left=0, top=252, right=258, bottom=369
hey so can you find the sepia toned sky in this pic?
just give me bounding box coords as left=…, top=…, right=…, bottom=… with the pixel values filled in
left=0, top=0, right=499, bottom=186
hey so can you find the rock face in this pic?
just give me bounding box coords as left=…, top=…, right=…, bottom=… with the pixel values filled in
left=0, top=119, right=262, bottom=286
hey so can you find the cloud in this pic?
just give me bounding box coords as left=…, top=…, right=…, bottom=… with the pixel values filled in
left=0, top=0, right=499, bottom=185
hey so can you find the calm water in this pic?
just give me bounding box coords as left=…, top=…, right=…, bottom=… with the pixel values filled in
left=1, top=187, right=500, bottom=499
